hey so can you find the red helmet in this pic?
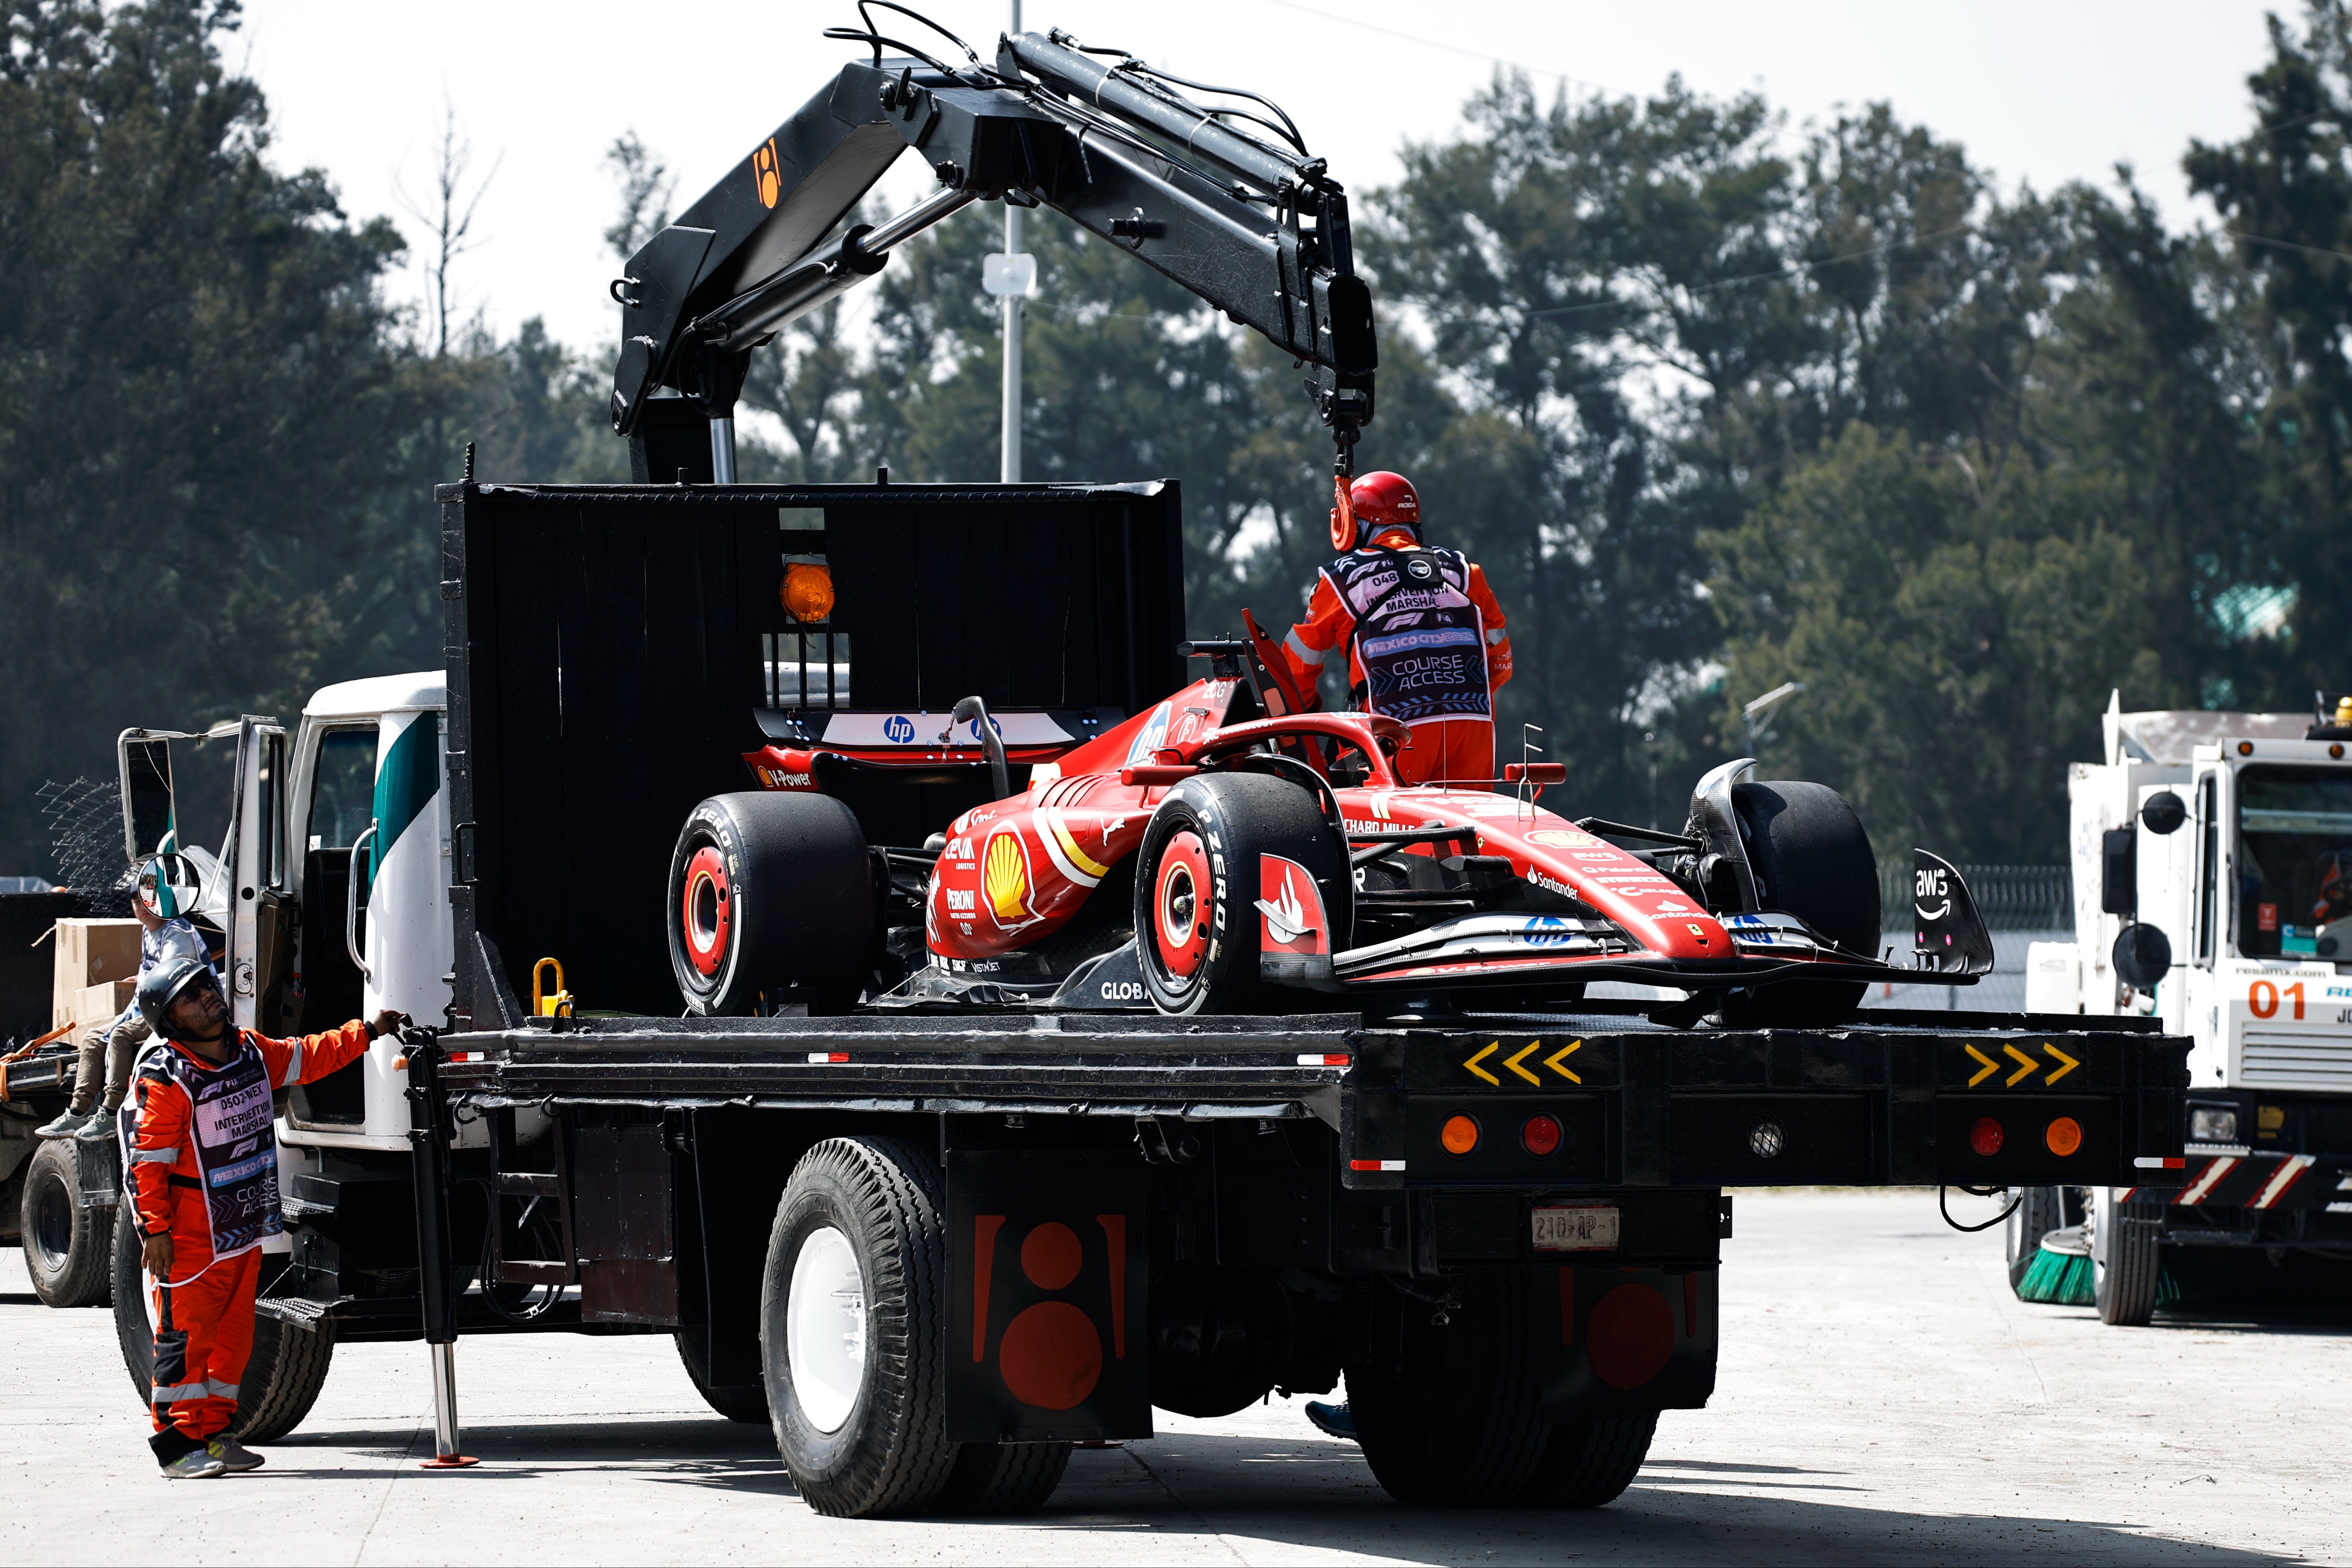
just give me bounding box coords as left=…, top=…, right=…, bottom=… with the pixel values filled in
left=1350, top=471, right=1419, bottom=539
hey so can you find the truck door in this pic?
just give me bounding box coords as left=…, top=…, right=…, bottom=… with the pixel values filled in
left=225, top=719, right=291, bottom=1032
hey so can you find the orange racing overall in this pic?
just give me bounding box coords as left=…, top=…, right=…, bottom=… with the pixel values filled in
left=121, top=1021, right=372, bottom=1462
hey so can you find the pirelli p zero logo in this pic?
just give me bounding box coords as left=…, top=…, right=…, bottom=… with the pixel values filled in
left=1963, top=1040, right=2079, bottom=1088
left=751, top=138, right=782, bottom=209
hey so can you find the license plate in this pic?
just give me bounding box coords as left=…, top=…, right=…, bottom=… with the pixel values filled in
left=1531, top=1204, right=1620, bottom=1252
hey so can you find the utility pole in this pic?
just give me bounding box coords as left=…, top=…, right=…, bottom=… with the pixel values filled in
left=996, top=0, right=1028, bottom=482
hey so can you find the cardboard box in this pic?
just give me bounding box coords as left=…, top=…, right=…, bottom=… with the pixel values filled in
left=53, top=977, right=137, bottom=1033
left=52, top=918, right=142, bottom=1029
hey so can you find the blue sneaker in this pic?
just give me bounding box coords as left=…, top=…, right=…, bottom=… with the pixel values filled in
left=1304, top=1400, right=1356, bottom=1441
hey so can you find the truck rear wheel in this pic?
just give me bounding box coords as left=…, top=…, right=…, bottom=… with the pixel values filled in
left=110, top=1221, right=335, bottom=1440
left=2092, top=1186, right=2164, bottom=1326
left=20, top=1140, right=112, bottom=1308
left=668, top=793, right=874, bottom=1016
left=677, top=1327, right=768, bottom=1423
left=937, top=1441, right=1073, bottom=1513
left=1345, top=1269, right=1551, bottom=1507
left=1515, top=1411, right=1658, bottom=1508
left=1726, top=780, right=1879, bottom=1027
left=1131, top=772, right=1348, bottom=1017
left=2005, top=1185, right=2066, bottom=1293
left=760, top=1136, right=958, bottom=1517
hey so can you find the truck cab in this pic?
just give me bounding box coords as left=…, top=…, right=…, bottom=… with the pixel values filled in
left=2028, top=691, right=2352, bottom=1316
left=120, top=671, right=450, bottom=1150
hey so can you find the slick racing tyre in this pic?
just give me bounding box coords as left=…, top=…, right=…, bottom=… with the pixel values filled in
left=668, top=793, right=873, bottom=1016
left=1131, top=772, right=1349, bottom=1017
left=760, top=1136, right=958, bottom=1517
left=1725, top=779, right=1879, bottom=1027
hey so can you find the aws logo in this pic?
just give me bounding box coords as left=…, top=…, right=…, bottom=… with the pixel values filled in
left=751, top=139, right=781, bottom=209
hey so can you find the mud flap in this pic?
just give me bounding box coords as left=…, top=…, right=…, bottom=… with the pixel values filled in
left=1531, top=1263, right=1717, bottom=1421
left=944, top=1165, right=1151, bottom=1443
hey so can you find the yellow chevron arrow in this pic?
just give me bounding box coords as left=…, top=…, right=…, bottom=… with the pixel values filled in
left=1505, top=1041, right=1543, bottom=1084
left=1545, top=1039, right=1583, bottom=1083
left=1964, top=1044, right=1999, bottom=1088
left=2043, top=1042, right=2079, bottom=1086
left=2003, top=1042, right=2039, bottom=1088
left=1464, top=1042, right=1500, bottom=1085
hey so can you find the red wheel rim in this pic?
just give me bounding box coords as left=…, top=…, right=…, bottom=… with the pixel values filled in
left=1153, top=830, right=1212, bottom=979
left=682, top=845, right=731, bottom=977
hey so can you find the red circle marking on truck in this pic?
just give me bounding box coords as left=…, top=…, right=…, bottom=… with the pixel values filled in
left=682, top=846, right=730, bottom=977
left=998, top=1300, right=1103, bottom=1410
left=1153, top=831, right=1212, bottom=978
left=1586, top=1283, right=1674, bottom=1390
left=1020, top=1222, right=1083, bottom=1291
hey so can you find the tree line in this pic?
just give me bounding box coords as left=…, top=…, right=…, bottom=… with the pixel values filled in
left=6, top=0, right=2351, bottom=874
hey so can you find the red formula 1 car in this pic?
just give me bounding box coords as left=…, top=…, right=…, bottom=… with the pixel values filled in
left=665, top=639, right=1991, bottom=1024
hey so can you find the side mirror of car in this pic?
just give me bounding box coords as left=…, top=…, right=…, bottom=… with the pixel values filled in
left=2140, top=791, right=2187, bottom=835
left=2113, top=922, right=2173, bottom=989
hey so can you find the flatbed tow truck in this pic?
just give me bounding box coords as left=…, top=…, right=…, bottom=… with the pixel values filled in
left=69, top=10, right=2188, bottom=1519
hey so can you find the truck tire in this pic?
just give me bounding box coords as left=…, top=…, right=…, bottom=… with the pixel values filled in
left=1132, top=772, right=1349, bottom=1017
left=2092, top=1186, right=2164, bottom=1327
left=20, top=1140, right=112, bottom=1308
left=110, top=1222, right=335, bottom=1440
left=676, top=1327, right=768, bottom=1423
left=761, top=1136, right=958, bottom=1517
left=1515, top=1411, right=1658, bottom=1508
left=937, top=1441, right=1073, bottom=1514
left=2005, top=1185, right=2066, bottom=1293
left=1346, top=1269, right=1551, bottom=1507
left=1726, top=780, right=1879, bottom=1027
left=669, top=793, right=874, bottom=1017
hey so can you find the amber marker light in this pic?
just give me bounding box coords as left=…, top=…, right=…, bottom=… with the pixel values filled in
left=1969, top=1116, right=2005, bottom=1157
left=781, top=562, right=835, bottom=622
left=2238, top=740, right=2255, bottom=756
left=1440, top=1114, right=1480, bottom=1156
left=2045, top=1116, right=2083, bottom=1157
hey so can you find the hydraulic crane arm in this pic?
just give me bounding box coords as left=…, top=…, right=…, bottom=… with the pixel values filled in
left=609, top=8, right=1377, bottom=484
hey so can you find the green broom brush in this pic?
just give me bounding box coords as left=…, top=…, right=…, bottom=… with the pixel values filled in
left=2016, top=1224, right=2096, bottom=1305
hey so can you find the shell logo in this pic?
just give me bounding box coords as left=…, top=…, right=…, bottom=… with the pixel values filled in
left=984, top=830, right=1035, bottom=927
left=751, top=139, right=781, bottom=209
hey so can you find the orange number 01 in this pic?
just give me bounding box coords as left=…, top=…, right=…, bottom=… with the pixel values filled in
left=2248, top=980, right=2306, bottom=1020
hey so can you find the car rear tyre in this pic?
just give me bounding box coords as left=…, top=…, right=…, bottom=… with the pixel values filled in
left=1131, top=773, right=1349, bottom=1016
left=668, top=793, right=874, bottom=1016
left=21, top=1140, right=112, bottom=1308
left=1346, top=1269, right=1551, bottom=1507
left=1515, top=1411, right=1658, bottom=1508
left=110, top=1222, right=334, bottom=1440
left=1726, top=779, right=1879, bottom=1027
left=936, top=1441, right=1073, bottom=1513
left=2092, top=1185, right=2163, bottom=1326
left=761, top=1136, right=958, bottom=1517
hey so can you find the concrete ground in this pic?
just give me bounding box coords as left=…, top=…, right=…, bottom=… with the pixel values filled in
left=3, top=1189, right=2345, bottom=1566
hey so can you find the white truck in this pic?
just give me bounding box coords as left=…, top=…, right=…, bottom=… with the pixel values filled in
left=2010, top=691, right=2352, bottom=1324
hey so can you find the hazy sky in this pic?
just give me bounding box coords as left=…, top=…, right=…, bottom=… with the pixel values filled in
left=235, top=0, right=2285, bottom=354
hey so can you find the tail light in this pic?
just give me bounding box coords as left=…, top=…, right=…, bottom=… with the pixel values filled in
left=1969, top=1116, right=2004, bottom=1157
left=1520, top=1114, right=1562, bottom=1156
left=1440, top=1114, right=1480, bottom=1156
